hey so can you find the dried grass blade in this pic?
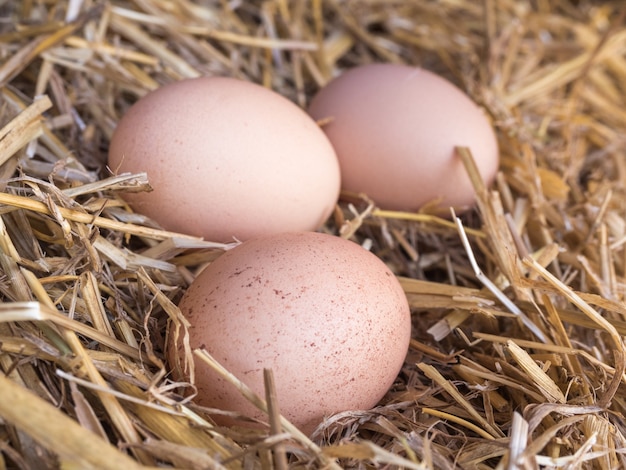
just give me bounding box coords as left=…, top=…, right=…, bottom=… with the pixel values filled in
left=583, top=415, right=615, bottom=469
left=322, top=441, right=425, bottom=469
left=264, top=369, right=288, bottom=470
left=373, top=208, right=485, bottom=238
left=421, top=407, right=496, bottom=441
left=505, top=53, right=594, bottom=106
left=0, top=5, right=104, bottom=87
left=455, top=362, right=547, bottom=403
left=109, top=14, right=200, bottom=79
left=61, top=173, right=151, bottom=198
left=0, top=372, right=145, bottom=470
left=136, top=268, right=193, bottom=374
left=540, top=295, right=592, bottom=400
left=0, top=95, right=51, bottom=168
left=525, top=408, right=594, bottom=449
left=426, top=310, right=472, bottom=341
left=99, top=380, right=243, bottom=469
left=454, top=214, right=548, bottom=343
left=202, top=29, right=317, bottom=50
left=64, top=35, right=160, bottom=65
left=1, top=88, right=75, bottom=162
left=523, top=256, right=626, bottom=407
left=399, top=277, right=482, bottom=297
left=139, top=437, right=230, bottom=470
left=79, top=271, right=116, bottom=338
left=506, top=340, right=566, bottom=403
left=69, top=381, right=108, bottom=440
left=93, top=236, right=177, bottom=272
left=139, top=235, right=229, bottom=260
left=410, top=338, right=461, bottom=362
left=0, top=192, right=202, bottom=241
left=327, top=0, right=402, bottom=63
left=60, top=328, right=155, bottom=465
left=474, top=332, right=626, bottom=385
left=0, top=301, right=145, bottom=361
left=417, top=363, right=504, bottom=438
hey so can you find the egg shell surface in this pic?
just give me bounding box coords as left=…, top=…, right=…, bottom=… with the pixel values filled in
left=169, top=231, right=411, bottom=435
left=108, top=77, right=341, bottom=242
left=308, top=63, right=499, bottom=212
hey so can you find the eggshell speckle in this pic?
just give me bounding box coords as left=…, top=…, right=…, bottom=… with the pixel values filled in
left=169, top=231, right=411, bottom=435
left=108, top=77, right=341, bottom=242
left=308, top=63, right=499, bottom=212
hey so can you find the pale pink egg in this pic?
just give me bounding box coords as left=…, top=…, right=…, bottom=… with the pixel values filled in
left=308, top=63, right=499, bottom=212
left=169, top=231, right=411, bottom=435
left=109, top=77, right=340, bottom=241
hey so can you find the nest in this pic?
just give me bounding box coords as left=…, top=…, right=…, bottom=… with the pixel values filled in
left=1, top=1, right=626, bottom=468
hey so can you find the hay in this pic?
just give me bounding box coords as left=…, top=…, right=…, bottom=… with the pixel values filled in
left=0, top=0, right=625, bottom=468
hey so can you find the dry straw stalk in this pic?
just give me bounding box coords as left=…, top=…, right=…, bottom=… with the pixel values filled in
left=1, top=0, right=626, bottom=469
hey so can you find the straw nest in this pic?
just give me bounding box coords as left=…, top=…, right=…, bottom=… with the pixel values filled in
left=1, top=1, right=625, bottom=469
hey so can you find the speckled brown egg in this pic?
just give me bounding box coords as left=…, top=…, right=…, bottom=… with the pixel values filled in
left=168, top=231, right=411, bottom=435
left=308, top=63, right=499, bottom=213
left=108, top=77, right=340, bottom=242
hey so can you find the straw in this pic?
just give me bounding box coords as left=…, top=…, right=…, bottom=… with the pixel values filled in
left=2, top=1, right=626, bottom=468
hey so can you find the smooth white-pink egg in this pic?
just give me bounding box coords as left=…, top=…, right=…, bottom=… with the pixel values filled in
left=109, top=77, right=341, bottom=242
left=169, top=231, right=411, bottom=435
left=308, top=63, right=499, bottom=213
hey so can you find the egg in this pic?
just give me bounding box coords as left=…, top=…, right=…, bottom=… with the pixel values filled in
left=108, top=77, right=341, bottom=242
left=308, top=63, right=499, bottom=212
left=168, top=231, right=411, bottom=435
